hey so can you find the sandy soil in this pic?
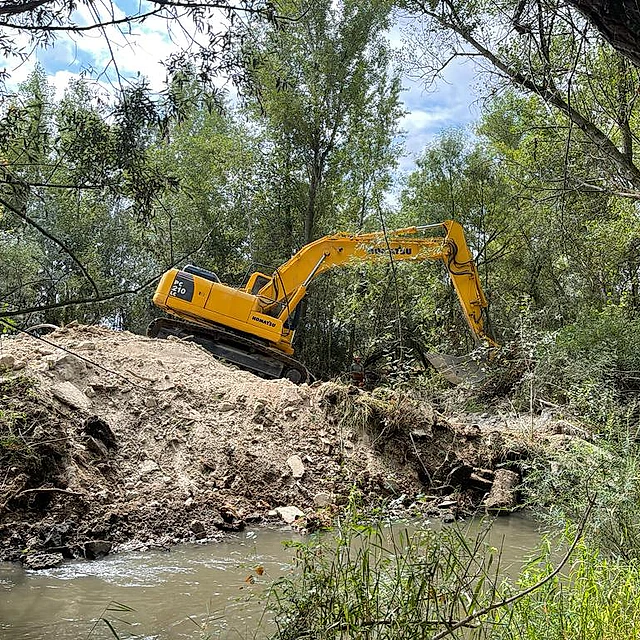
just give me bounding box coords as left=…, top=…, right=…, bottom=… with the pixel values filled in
left=0, top=324, right=557, bottom=568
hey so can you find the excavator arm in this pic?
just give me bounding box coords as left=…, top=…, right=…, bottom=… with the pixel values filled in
left=244, top=220, right=496, bottom=348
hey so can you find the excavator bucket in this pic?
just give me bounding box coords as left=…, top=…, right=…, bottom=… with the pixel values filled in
left=426, top=351, right=489, bottom=386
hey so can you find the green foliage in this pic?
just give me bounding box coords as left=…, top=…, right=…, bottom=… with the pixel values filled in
left=87, top=601, right=137, bottom=640
left=492, top=542, right=640, bottom=639
left=266, top=514, right=509, bottom=639
left=521, top=434, right=640, bottom=561
left=530, top=304, right=640, bottom=429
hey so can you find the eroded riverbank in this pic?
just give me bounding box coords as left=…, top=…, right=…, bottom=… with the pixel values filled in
left=0, top=324, right=576, bottom=568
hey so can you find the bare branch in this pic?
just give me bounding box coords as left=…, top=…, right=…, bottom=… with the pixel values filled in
left=430, top=495, right=596, bottom=640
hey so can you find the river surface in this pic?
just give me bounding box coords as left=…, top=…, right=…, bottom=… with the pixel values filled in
left=0, top=515, right=542, bottom=640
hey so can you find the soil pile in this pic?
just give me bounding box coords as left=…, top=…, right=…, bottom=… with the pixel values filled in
left=0, top=324, right=534, bottom=568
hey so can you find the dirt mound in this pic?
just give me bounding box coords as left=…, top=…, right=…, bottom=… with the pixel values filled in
left=0, top=324, right=529, bottom=566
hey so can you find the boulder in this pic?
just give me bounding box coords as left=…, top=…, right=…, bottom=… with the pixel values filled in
left=190, top=520, right=206, bottom=539
left=286, top=455, right=305, bottom=479
left=23, top=552, right=65, bottom=570
left=84, top=540, right=112, bottom=559
left=483, top=469, right=520, bottom=512
left=275, top=506, right=304, bottom=524
left=313, top=491, right=333, bottom=508
left=52, top=381, right=92, bottom=411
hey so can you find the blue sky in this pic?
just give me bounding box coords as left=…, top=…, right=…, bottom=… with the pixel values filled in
left=0, top=1, right=481, bottom=176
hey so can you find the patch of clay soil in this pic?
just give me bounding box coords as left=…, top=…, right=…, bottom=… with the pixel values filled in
left=0, top=324, right=558, bottom=567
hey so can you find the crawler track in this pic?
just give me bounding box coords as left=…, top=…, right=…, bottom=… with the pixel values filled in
left=147, top=317, right=309, bottom=384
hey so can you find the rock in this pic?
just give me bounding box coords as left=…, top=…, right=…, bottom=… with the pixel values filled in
left=218, top=401, right=235, bottom=412
left=275, top=506, right=304, bottom=524
left=446, top=464, right=473, bottom=486
left=83, top=416, right=117, bottom=450
left=52, top=381, right=92, bottom=411
left=184, top=497, right=194, bottom=508
left=313, top=491, right=333, bottom=508
left=0, top=354, right=15, bottom=369
left=190, top=520, right=206, bottom=539
left=245, top=512, right=262, bottom=523
left=473, top=468, right=495, bottom=481
left=219, top=504, right=241, bottom=524
left=84, top=540, right=112, bottom=559
left=410, top=428, right=431, bottom=440
left=437, top=499, right=457, bottom=509
left=469, top=472, right=493, bottom=491
left=463, top=424, right=481, bottom=439
left=277, top=386, right=310, bottom=410
left=287, top=455, right=305, bottom=479
left=76, top=341, right=96, bottom=351
left=43, top=522, right=74, bottom=549
left=43, top=353, right=87, bottom=380
left=85, top=435, right=109, bottom=458
left=23, top=552, right=65, bottom=570
left=144, top=397, right=158, bottom=408
left=483, top=469, right=520, bottom=512
left=139, top=459, right=160, bottom=476
left=216, top=520, right=245, bottom=532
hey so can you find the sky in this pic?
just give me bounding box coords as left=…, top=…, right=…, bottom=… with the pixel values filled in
left=0, top=1, right=482, bottom=176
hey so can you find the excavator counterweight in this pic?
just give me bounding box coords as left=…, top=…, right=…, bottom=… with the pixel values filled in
left=149, top=220, right=498, bottom=383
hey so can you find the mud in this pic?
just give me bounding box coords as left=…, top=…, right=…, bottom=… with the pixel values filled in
left=0, top=324, right=560, bottom=567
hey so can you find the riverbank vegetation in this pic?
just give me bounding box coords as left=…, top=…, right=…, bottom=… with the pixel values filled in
left=262, top=513, right=640, bottom=639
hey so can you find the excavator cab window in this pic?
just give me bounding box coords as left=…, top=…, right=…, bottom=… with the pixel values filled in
left=250, top=274, right=271, bottom=295
left=283, top=305, right=301, bottom=330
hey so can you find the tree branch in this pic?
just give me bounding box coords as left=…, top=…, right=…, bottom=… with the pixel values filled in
left=408, top=0, right=640, bottom=191
left=0, top=194, right=100, bottom=297
left=0, top=227, right=217, bottom=318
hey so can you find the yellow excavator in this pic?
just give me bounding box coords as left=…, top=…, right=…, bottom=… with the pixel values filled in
left=149, top=220, right=498, bottom=383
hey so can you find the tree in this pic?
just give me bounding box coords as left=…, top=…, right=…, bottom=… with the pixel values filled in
left=240, top=0, right=397, bottom=244
left=0, top=0, right=280, bottom=95
left=0, top=68, right=175, bottom=324
left=565, top=0, right=640, bottom=68
left=400, top=0, right=640, bottom=199
left=233, top=0, right=404, bottom=373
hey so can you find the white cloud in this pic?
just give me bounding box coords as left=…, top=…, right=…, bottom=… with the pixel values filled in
left=397, top=58, right=481, bottom=173
left=3, top=2, right=485, bottom=183
left=2, top=0, right=229, bottom=97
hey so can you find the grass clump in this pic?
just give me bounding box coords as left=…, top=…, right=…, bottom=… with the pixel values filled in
left=266, top=510, right=510, bottom=640
left=263, top=510, right=640, bottom=640
left=495, top=542, right=640, bottom=640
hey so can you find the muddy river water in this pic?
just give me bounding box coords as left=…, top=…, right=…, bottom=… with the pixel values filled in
left=0, top=515, right=542, bottom=640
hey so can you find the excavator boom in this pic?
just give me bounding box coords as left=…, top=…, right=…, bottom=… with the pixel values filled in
left=150, top=220, right=497, bottom=382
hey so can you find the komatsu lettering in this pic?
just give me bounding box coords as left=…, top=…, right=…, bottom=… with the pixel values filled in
left=252, top=315, right=277, bottom=327
left=366, top=246, right=412, bottom=255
